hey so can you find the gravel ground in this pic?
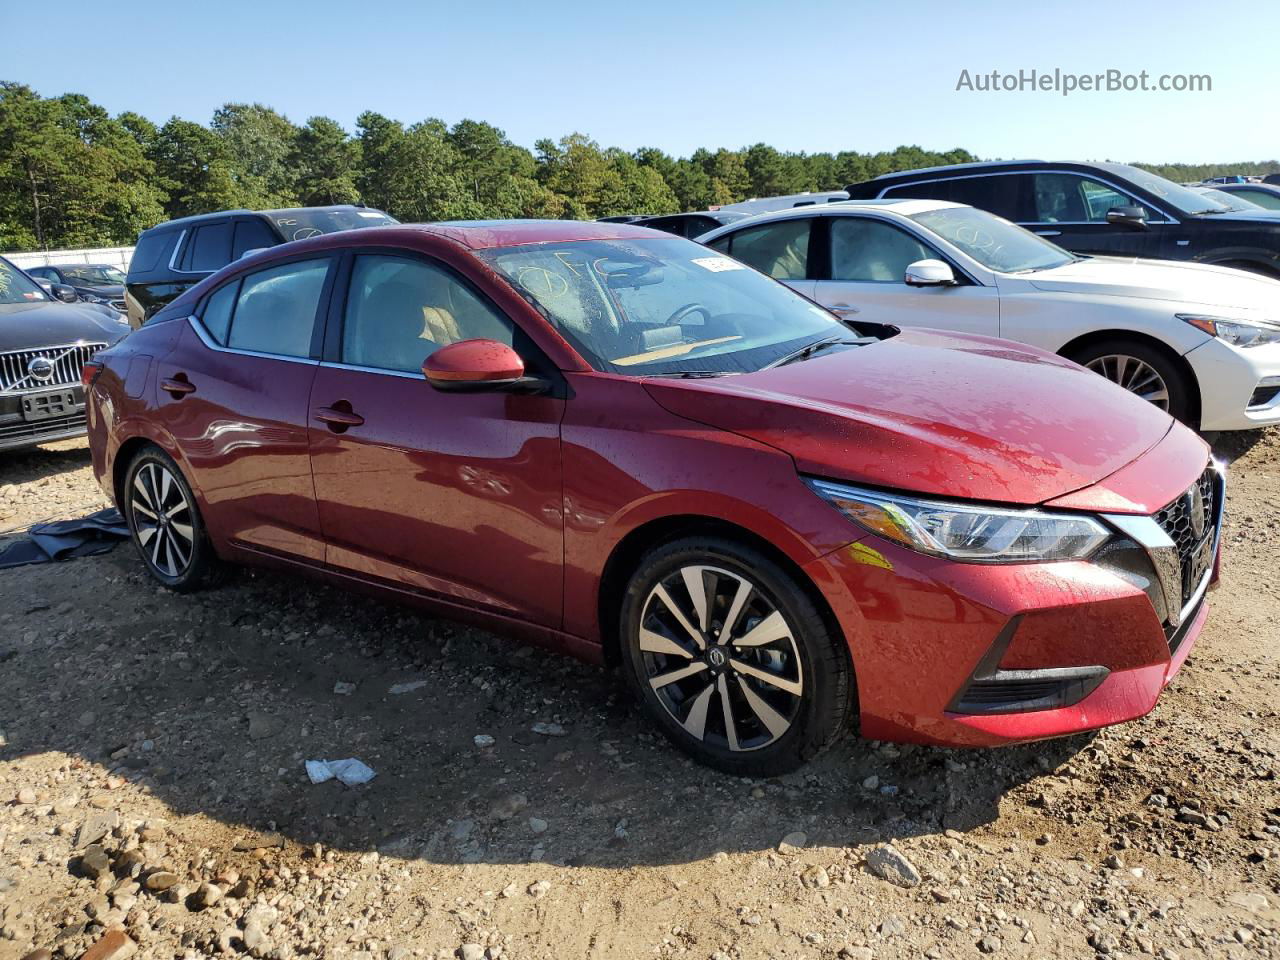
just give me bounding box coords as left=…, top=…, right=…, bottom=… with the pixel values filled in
left=0, top=432, right=1278, bottom=960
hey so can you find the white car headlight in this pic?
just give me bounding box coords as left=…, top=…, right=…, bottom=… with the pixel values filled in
left=806, top=479, right=1111, bottom=563
left=1179, top=314, right=1280, bottom=348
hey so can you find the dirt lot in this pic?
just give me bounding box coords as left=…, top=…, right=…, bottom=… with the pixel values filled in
left=1, top=432, right=1278, bottom=960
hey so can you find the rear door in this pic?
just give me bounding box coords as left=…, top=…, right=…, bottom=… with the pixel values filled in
left=307, top=249, right=565, bottom=625
left=155, top=255, right=334, bottom=562
left=704, top=217, right=817, bottom=299
left=811, top=215, right=1000, bottom=335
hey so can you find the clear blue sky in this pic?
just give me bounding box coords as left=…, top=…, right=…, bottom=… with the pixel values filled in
left=5, top=0, right=1277, bottom=163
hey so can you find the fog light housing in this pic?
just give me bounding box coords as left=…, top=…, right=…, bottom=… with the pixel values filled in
left=1248, top=376, right=1280, bottom=409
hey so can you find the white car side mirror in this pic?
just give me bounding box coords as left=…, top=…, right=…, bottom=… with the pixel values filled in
left=904, top=259, right=956, bottom=287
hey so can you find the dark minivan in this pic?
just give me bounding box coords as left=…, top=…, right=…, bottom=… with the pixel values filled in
left=847, top=161, right=1280, bottom=277
left=125, top=205, right=397, bottom=328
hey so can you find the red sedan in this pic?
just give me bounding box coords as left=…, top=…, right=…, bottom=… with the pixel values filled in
left=85, top=221, right=1223, bottom=775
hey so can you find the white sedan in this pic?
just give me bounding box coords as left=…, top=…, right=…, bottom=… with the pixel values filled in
left=698, top=199, right=1280, bottom=431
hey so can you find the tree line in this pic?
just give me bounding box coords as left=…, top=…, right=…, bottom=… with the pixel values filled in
left=0, top=82, right=978, bottom=252
left=5, top=82, right=1273, bottom=254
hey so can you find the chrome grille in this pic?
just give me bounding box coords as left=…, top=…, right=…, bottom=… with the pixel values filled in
left=1153, top=467, right=1219, bottom=609
left=0, top=342, right=107, bottom=394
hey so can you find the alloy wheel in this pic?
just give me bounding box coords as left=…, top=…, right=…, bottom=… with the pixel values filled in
left=1084, top=354, right=1171, bottom=410
left=130, top=462, right=195, bottom=578
left=637, top=564, right=804, bottom=752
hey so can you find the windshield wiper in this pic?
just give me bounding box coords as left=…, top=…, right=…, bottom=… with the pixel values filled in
left=765, top=336, right=863, bottom=369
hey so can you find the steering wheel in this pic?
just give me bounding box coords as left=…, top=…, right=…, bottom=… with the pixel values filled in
left=666, top=302, right=712, bottom=326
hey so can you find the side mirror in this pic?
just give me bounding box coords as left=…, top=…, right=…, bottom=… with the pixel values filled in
left=51, top=282, right=80, bottom=303
left=423, top=339, right=531, bottom=392
left=1106, top=206, right=1149, bottom=230
left=904, top=259, right=956, bottom=287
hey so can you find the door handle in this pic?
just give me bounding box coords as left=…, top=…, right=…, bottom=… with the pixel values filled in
left=1035, top=230, right=1062, bottom=237
left=160, top=376, right=196, bottom=398
left=828, top=303, right=860, bottom=315
left=314, top=404, right=364, bottom=430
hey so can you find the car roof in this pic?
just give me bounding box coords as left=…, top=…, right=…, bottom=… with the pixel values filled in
left=696, top=198, right=963, bottom=236
left=416, top=219, right=671, bottom=249
left=140, top=205, right=378, bottom=234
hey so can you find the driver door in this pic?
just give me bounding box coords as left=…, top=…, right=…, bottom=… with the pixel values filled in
left=308, top=250, right=566, bottom=626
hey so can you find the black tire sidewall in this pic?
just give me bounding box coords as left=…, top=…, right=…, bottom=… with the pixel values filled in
left=1070, top=339, right=1192, bottom=424
left=123, top=446, right=213, bottom=592
left=619, top=537, right=851, bottom=776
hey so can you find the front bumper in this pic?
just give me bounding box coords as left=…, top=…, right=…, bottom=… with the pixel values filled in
left=1185, top=337, right=1280, bottom=431
left=804, top=464, right=1222, bottom=748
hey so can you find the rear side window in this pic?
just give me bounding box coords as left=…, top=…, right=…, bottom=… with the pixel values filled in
left=226, top=259, right=329, bottom=358
left=181, top=222, right=233, bottom=272
left=884, top=175, right=1028, bottom=221
left=232, top=219, right=279, bottom=259
left=199, top=281, right=239, bottom=345
left=128, top=230, right=172, bottom=274
left=719, top=219, right=811, bottom=279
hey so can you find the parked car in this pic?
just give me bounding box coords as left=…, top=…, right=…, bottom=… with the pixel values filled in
left=0, top=255, right=128, bottom=451
left=1203, top=176, right=1248, bottom=185
left=86, top=220, right=1221, bottom=774
left=125, top=205, right=397, bottom=328
left=628, top=210, right=751, bottom=239
left=845, top=161, right=1280, bottom=277
left=1211, top=182, right=1280, bottom=211
left=26, top=263, right=127, bottom=313
left=699, top=200, right=1280, bottom=431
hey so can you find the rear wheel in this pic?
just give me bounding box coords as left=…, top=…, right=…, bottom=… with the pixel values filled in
left=123, top=446, right=219, bottom=591
left=619, top=537, right=853, bottom=776
left=1068, top=339, right=1192, bottom=424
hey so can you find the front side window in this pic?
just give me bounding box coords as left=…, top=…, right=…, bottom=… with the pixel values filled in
left=830, top=217, right=938, bottom=282
left=477, top=236, right=845, bottom=376
left=1032, top=173, right=1148, bottom=223
left=226, top=259, right=329, bottom=358
left=341, top=255, right=513, bottom=373
left=718, top=219, right=811, bottom=280
left=909, top=207, right=1075, bottom=274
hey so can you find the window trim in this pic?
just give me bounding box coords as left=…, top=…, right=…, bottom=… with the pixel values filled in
left=876, top=169, right=1181, bottom=227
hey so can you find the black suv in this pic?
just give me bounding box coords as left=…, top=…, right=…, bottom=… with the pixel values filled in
left=125, top=205, right=397, bottom=327
left=847, top=161, right=1280, bottom=277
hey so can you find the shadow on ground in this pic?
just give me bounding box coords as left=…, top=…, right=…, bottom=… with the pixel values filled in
left=0, top=548, right=1088, bottom=869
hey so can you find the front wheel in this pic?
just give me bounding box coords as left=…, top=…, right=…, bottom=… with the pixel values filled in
left=123, top=446, right=219, bottom=592
left=1068, top=339, right=1192, bottom=424
left=619, top=537, right=854, bottom=776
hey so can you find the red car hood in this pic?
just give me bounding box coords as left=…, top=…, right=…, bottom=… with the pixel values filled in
left=643, top=328, right=1178, bottom=505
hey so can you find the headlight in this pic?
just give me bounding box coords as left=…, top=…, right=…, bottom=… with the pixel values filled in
left=1179, top=314, right=1280, bottom=348
left=806, top=479, right=1111, bottom=563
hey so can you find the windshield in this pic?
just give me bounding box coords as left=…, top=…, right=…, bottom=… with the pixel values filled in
left=0, top=258, right=50, bottom=305
left=1105, top=164, right=1240, bottom=216
left=477, top=237, right=847, bottom=376
left=1193, top=188, right=1262, bottom=213
left=267, top=207, right=398, bottom=242
left=909, top=207, right=1075, bottom=273
left=59, top=264, right=125, bottom=286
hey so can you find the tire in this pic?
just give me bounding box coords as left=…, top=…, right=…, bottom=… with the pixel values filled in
left=122, top=445, right=219, bottom=592
left=1067, top=339, right=1193, bottom=425
left=618, top=536, right=854, bottom=776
